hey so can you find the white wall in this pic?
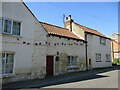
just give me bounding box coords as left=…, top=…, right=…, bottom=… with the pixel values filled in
left=1, top=2, right=47, bottom=83
left=72, top=23, right=85, bottom=40
left=2, top=1, right=35, bottom=74
left=91, top=35, right=112, bottom=68
left=71, top=23, right=112, bottom=68
left=86, top=34, right=93, bottom=69
left=47, top=36, right=86, bottom=75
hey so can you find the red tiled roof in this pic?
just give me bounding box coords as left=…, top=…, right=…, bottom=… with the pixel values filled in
left=74, top=22, right=110, bottom=39
left=40, top=22, right=85, bottom=42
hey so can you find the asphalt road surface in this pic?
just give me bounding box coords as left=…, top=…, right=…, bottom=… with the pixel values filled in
left=3, top=65, right=119, bottom=90
left=43, top=69, right=118, bottom=88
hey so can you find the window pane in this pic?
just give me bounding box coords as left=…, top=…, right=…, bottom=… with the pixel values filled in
left=67, top=56, right=77, bottom=66
left=4, top=19, right=11, bottom=33
left=12, top=21, right=21, bottom=35
left=100, top=37, right=106, bottom=45
left=2, top=53, right=5, bottom=74
left=2, top=53, right=14, bottom=74
left=67, top=56, right=70, bottom=66
left=96, top=53, right=101, bottom=61
left=6, top=53, right=14, bottom=59
left=5, top=68, right=13, bottom=74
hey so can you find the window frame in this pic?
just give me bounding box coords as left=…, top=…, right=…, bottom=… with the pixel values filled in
left=0, top=18, right=3, bottom=32
left=12, top=21, right=21, bottom=35
left=67, top=56, right=77, bottom=67
left=96, top=53, right=101, bottom=62
left=106, top=54, right=111, bottom=62
left=3, top=18, right=12, bottom=34
left=1, top=52, right=15, bottom=75
left=100, top=37, right=106, bottom=45
left=2, top=18, right=21, bottom=36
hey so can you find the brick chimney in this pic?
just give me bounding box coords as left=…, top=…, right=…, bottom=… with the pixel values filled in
left=64, top=15, right=74, bottom=32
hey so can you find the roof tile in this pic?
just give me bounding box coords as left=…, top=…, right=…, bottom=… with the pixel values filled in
left=74, top=22, right=110, bottom=39
left=40, top=22, right=84, bottom=41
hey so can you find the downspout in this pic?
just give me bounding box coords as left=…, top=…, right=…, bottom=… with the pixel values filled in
left=85, top=33, right=88, bottom=70
left=112, top=40, right=114, bottom=60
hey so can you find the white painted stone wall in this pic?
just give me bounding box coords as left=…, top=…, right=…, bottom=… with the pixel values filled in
left=1, top=2, right=47, bottom=83
left=86, top=34, right=93, bottom=69
left=91, top=35, right=112, bottom=68
left=46, top=36, right=86, bottom=75
left=72, top=23, right=85, bottom=40
left=65, top=20, right=112, bottom=69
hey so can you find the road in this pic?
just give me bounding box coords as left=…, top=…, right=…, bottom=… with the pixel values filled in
left=3, top=65, right=119, bottom=90
left=43, top=69, right=118, bottom=88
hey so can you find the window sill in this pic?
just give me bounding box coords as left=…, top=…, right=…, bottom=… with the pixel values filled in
left=106, top=61, right=111, bottom=62
left=0, top=73, right=15, bottom=78
left=2, top=33, right=22, bottom=38
left=67, top=66, right=78, bottom=68
left=96, top=61, right=102, bottom=62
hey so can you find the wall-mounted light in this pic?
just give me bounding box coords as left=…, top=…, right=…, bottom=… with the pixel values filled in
left=55, top=56, right=59, bottom=61
left=57, top=51, right=59, bottom=55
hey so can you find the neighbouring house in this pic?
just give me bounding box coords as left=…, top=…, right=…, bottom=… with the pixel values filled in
left=40, top=22, right=86, bottom=76
left=1, top=1, right=87, bottom=84
left=111, top=33, right=120, bottom=60
left=64, top=15, right=112, bottom=69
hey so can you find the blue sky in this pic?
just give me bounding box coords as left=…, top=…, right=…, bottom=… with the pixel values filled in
left=24, top=2, right=118, bottom=37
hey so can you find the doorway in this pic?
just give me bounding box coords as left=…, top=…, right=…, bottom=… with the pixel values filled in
left=46, top=56, right=54, bottom=76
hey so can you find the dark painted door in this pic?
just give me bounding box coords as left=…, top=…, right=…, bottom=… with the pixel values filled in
left=46, top=56, right=54, bottom=76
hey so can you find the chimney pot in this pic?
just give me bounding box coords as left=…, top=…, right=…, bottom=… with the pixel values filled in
left=66, top=17, right=68, bottom=20
left=69, top=15, right=71, bottom=18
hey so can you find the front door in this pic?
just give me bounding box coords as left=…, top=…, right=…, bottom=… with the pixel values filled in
left=46, top=56, right=54, bottom=76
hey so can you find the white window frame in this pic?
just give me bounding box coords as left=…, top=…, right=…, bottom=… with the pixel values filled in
left=2, top=18, right=21, bottom=36
left=1, top=52, right=14, bottom=75
left=67, top=56, right=77, bottom=67
left=106, top=54, right=111, bottom=62
left=2, top=18, right=12, bottom=34
left=0, top=18, right=2, bottom=33
left=96, top=53, right=101, bottom=62
left=100, top=37, right=106, bottom=45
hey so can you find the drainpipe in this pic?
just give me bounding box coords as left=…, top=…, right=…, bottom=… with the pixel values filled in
left=111, top=40, right=114, bottom=60
left=85, top=33, right=88, bottom=70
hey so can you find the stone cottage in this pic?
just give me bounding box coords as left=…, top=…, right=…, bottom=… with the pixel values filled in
left=64, top=15, right=112, bottom=69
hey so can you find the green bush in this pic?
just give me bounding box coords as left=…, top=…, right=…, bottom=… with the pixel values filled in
left=112, top=58, right=120, bottom=64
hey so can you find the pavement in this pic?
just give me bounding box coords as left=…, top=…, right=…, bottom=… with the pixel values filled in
left=2, top=65, right=120, bottom=90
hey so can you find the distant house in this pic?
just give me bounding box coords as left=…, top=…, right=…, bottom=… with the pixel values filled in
left=64, top=15, right=112, bottom=69
left=111, top=33, right=120, bottom=59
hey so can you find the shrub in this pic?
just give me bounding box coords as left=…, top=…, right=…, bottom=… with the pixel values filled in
left=112, top=58, right=120, bottom=64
